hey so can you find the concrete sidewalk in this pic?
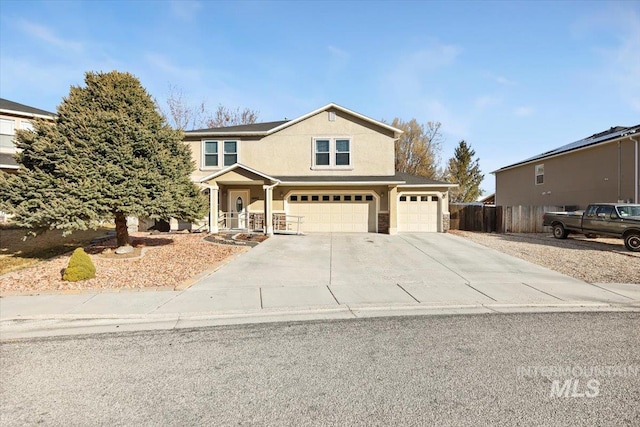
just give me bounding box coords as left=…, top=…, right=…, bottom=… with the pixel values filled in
left=1, top=233, right=639, bottom=339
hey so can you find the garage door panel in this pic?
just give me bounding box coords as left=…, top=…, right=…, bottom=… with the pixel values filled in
left=398, top=196, right=438, bottom=232
left=288, top=198, right=372, bottom=233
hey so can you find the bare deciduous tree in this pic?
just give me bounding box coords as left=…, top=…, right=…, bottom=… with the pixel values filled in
left=391, top=118, right=443, bottom=179
left=206, top=105, right=259, bottom=128
left=155, top=85, right=259, bottom=130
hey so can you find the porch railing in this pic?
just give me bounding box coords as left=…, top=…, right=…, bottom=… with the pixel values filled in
left=217, top=212, right=304, bottom=235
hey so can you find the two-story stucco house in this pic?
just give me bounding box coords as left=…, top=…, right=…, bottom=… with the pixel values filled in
left=0, top=98, right=55, bottom=174
left=183, top=103, right=455, bottom=235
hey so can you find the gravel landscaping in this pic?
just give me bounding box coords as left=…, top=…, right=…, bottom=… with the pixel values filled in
left=450, top=230, right=640, bottom=284
left=0, top=233, right=245, bottom=294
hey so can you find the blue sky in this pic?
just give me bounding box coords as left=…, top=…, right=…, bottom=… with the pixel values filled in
left=1, top=1, right=639, bottom=195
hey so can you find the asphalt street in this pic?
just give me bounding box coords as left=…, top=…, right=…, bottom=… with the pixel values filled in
left=2, top=312, right=639, bottom=426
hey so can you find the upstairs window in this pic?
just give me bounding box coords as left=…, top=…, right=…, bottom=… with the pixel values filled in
left=335, top=139, right=350, bottom=165
left=312, top=137, right=352, bottom=168
left=224, top=141, right=237, bottom=166
left=204, top=141, right=218, bottom=167
left=315, top=139, right=330, bottom=166
left=535, top=164, right=544, bottom=185
left=202, top=140, right=239, bottom=168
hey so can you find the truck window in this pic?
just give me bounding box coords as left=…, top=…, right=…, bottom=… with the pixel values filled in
left=585, top=205, right=599, bottom=218
left=596, top=206, right=614, bottom=218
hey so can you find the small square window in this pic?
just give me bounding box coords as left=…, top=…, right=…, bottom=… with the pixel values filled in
left=344, top=195, right=352, bottom=201
left=355, top=195, right=363, bottom=201
left=410, top=196, right=418, bottom=202
left=333, top=195, right=341, bottom=201
left=432, top=196, right=439, bottom=202
left=290, top=195, right=298, bottom=202
left=301, top=195, right=309, bottom=201
left=400, top=196, right=407, bottom=201
left=421, top=196, right=428, bottom=201
left=365, top=195, right=373, bottom=201
left=311, top=195, right=319, bottom=201
left=322, top=195, right=330, bottom=201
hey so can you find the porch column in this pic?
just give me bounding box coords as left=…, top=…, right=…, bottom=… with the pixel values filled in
left=264, top=185, right=274, bottom=236
left=209, top=183, right=219, bottom=233
left=388, top=185, right=398, bottom=235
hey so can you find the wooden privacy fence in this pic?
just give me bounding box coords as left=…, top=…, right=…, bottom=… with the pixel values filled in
left=450, top=204, right=562, bottom=233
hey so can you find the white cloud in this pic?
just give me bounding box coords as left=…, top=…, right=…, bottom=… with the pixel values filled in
left=170, top=0, right=203, bottom=21
left=327, top=45, right=350, bottom=60
left=494, top=75, right=516, bottom=86
left=574, top=5, right=640, bottom=113
left=514, top=106, right=534, bottom=117
left=18, top=20, right=83, bottom=52
left=144, top=53, right=203, bottom=81
left=475, top=96, right=501, bottom=110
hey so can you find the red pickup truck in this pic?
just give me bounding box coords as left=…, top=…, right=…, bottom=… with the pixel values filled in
left=542, top=203, right=640, bottom=252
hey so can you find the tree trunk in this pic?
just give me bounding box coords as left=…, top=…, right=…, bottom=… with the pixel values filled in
left=114, top=212, right=130, bottom=247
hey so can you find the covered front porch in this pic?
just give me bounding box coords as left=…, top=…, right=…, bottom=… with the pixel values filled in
left=199, top=164, right=301, bottom=235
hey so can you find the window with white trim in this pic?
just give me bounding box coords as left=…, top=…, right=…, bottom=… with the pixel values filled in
left=20, top=120, right=34, bottom=132
left=535, top=164, right=544, bottom=185
left=312, top=137, right=352, bottom=168
left=223, top=141, right=237, bottom=166
left=0, top=119, right=16, bottom=152
left=203, top=141, right=218, bottom=167
left=202, top=140, right=239, bottom=168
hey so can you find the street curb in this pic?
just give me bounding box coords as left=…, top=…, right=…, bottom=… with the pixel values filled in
left=2, top=301, right=638, bottom=340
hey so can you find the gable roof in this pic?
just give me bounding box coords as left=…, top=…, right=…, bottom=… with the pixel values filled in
left=198, top=163, right=280, bottom=184
left=494, top=124, right=640, bottom=173
left=0, top=98, right=55, bottom=118
left=185, top=103, right=403, bottom=137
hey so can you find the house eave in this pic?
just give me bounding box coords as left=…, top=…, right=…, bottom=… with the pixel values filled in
left=198, top=163, right=281, bottom=183
left=0, top=108, right=54, bottom=120
left=278, top=180, right=406, bottom=186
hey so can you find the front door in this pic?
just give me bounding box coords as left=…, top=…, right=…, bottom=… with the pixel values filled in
left=229, top=190, right=249, bottom=229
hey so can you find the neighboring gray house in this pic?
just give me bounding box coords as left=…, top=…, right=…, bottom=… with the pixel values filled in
left=493, top=125, right=640, bottom=209
left=0, top=98, right=55, bottom=174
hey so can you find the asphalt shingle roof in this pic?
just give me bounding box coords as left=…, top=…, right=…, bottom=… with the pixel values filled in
left=187, top=120, right=290, bottom=134
left=495, top=124, right=640, bottom=172
left=274, top=172, right=453, bottom=186
left=0, top=98, right=55, bottom=117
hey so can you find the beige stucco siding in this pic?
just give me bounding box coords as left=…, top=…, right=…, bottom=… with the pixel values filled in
left=185, top=109, right=396, bottom=179
left=495, top=139, right=639, bottom=208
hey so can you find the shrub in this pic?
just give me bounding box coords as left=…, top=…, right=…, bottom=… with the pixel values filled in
left=63, top=248, right=96, bottom=282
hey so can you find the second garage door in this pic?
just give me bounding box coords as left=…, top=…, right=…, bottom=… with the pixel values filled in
left=397, top=195, right=439, bottom=232
left=287, top=194, right=376, bottom=233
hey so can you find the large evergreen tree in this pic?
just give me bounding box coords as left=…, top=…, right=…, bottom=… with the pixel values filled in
left=0, top=71, right=207, bottom=247
left=445, top=140, right=484, bottom=202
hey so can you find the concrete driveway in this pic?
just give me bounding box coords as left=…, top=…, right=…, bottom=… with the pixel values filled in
left=186, top=233, right=638, bottom=311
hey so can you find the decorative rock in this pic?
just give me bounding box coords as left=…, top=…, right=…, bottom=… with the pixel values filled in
left=115, top=245, right=134, bottom=254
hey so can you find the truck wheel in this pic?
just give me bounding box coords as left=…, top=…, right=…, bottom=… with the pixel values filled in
left=624, top=233, right=640, bottom=252
left=552, top=224, right=568, bottom=239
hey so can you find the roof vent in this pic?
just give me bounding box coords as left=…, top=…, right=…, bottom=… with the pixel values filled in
left=328, top=111, right=336, bottom=122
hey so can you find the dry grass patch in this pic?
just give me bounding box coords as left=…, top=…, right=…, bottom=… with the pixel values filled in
left=0, top=232, right=245, bottom=293
left=0, top=226, right=113, bottom=275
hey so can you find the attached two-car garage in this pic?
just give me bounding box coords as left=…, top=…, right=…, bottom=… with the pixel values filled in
left=286, top=192, right=441, bottom=233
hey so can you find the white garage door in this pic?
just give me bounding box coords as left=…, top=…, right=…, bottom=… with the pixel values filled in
left=287, top=194, right=376, bottom=233
left=398, top=195, right=439, bottom=232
